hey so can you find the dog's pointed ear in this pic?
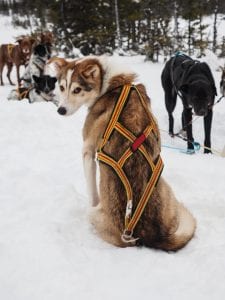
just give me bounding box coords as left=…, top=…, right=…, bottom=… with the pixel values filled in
left=82, top=64, right=100, bottom=80
left=46, top=57, right=69, bottom=78
left=32, top=75, right=39, bottom=83
left=180, top=84, right=189, bottom=94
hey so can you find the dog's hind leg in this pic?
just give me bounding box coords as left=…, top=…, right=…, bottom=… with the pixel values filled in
left=6, top=63, right=15, bottom=86
left=15, top=64, right=21, bottom=86
left=203, top=109, right=213, bottom=153
left=89, top=205, right=128, bottom=247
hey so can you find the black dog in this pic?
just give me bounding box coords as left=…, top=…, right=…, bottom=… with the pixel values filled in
left=161, top=53, right=217, bottom=153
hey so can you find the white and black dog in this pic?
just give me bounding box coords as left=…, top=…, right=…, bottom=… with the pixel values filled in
left=22, top=44, right=51, bottom=88
left=8, top=74, right=58, bottom=105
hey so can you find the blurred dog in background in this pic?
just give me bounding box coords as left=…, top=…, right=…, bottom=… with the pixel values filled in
left=0, top=36, right=35, bottom=86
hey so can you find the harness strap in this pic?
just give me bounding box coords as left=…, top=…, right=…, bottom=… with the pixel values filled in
left=97, top=84, right=164, bottom=243
left=97, top=152, right=133, bottom=201
left=124, top=156, right=163, bottom=233
left=16, top=87, right=32, bottom=100
left=7, top=44, right=15, bottom=61
left=114, top=122, right=155, bottom=170
left=101, top=85, right=131, bottom=148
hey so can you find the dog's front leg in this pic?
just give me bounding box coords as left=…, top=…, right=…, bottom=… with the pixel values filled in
left=183, top=107, right=194, bottom=151
left=16, top=64, right=20, bottom=86
left=82, top=142, right=99, bottom=207
left=203, top=109, right=213, bottom=153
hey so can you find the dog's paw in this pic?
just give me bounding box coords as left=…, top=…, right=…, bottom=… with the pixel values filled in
left=186, top=149, right=195, bottom=155
left=204, top=148, right=212, bottom=154
left=180, top=148, right=195, bottom=155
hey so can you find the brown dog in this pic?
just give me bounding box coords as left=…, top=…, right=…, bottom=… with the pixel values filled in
left=0, top=36, right=35, bottom=86
left=40, top=31, right=54, bottom=46
left=56, top=56, right=196, bottom=251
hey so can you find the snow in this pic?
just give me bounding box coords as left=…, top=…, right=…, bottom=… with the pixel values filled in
left=0, top=15, right=225, bottom=300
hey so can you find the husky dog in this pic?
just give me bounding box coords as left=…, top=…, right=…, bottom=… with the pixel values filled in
left=22, top=44, right=51, bottom=88
left=8, top=74, right=58, bottom=105
left=56, top=56, right=196, bottom=251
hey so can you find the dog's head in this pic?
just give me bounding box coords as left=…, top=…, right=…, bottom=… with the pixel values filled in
left=57, top=58, right=103, bottom=116
left=33, top=75, right=57, bottom=95
left=16, top=36, right=36, bottom=61
left=33, top=44, right=51, bottom=61
left=180, top=81, right=215, bottom=116
left=40, top=31, right=54, bottom=46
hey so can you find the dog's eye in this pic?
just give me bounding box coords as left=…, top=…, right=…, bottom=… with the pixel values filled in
left=59, top=85, right=65, bottom=92
left=73, top=87, right=82, bottom=94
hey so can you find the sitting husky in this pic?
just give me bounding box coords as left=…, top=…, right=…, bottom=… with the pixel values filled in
left=8, top=74, right=58, bottom=105
left=22, top=44, right=51, bottom=88
left=56, top=56, right=196, bottom=251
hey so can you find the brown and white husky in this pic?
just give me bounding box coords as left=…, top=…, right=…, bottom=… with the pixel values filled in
left=56, top=56, right=196, bottom=251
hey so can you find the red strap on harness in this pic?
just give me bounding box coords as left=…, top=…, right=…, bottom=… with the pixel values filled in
left=131, top=133, right=146, bottom=152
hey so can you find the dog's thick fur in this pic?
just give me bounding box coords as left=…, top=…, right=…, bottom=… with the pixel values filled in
left=161, top=54, right=217, bottom=153
left=44, top=56, right=69, bottom=78
left=57, top=56, right=196, bottom=251
left=22, top=44, right=51, bottom=88
left=0, top=36, right=35, bottom=86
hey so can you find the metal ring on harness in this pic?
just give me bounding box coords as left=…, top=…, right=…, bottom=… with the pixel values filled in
left=121, top=229, right=139, bottom=243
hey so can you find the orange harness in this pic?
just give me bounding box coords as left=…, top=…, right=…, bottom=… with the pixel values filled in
left=97, top=84, right=164, bottom=243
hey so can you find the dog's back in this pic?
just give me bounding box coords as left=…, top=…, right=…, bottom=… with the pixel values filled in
left=162, top=55, right=216, bottom=94
left=85, top=81, right=194, bottom=250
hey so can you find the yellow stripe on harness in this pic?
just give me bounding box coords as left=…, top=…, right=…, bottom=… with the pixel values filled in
left=97, top=84, right=164, bottom=244
left=7, top=44, right=15, bottom=60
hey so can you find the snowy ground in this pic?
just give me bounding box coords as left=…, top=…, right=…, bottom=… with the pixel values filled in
left=0, top=15, right=225, bottom=300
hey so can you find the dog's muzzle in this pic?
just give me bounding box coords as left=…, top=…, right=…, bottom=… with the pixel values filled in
left=57, top=106, right=67, bottom=115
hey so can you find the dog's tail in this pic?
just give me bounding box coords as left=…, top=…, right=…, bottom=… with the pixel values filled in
left=154, top=203, right=196, bottom=251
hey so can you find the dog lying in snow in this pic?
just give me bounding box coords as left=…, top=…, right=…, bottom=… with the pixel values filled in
left=8, top=74, right=58, bottom=105
left=56, top=56, right=196, bottom=251
left=22, top=44, right=51, bottom=88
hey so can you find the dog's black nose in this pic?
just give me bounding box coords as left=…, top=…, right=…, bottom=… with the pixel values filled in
left=57, top=106, right=67, bottom=115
